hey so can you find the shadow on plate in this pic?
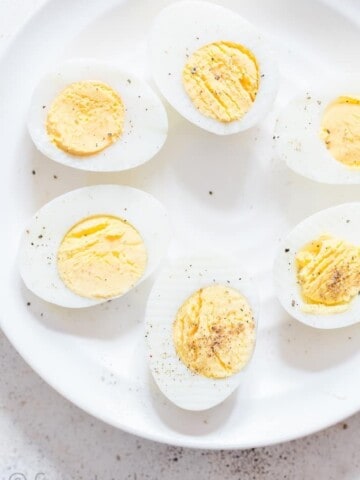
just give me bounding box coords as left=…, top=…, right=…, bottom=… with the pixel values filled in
left=19, top=126, right=172, bottom=213
left=147, top=370, right=238, bottom=437
left=275, top=301, right=360, bottom=372
left=268, top=156, right=360, bottom=228
left=20, top=274, right=155, bottom=340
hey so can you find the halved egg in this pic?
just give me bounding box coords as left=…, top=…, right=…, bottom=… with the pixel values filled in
left=274, top=203, right=360, bottom=329
left=145, top=257, right=258, bottom=410
left=28, top=59, right=168, bottom=172
left=149, top=1, right=278, bottom=135
left=275, top=78, right=360, bottom=183
left=18, top=185, right=171, bottom=308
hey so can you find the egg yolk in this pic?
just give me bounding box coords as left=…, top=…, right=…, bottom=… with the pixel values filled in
left=46, top=81, right=125, bottom=156
left=320, top=96, right=360, bottom=168
left=173, top=285, right=256, bottom=379
left=296, top=234, right=360, bottom=313
left=182, top=41, right=260, bottom=123
left=57, top=215, right=147, bottom=299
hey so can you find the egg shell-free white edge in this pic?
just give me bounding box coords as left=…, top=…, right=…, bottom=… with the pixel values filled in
left=145, top=257, right=259, bottom=411
left=275, top=77, right=360, bottom=184
left=28, top=59, right=168, bottom=172
left=18, top=185, right=171, bottom=308
left=274, top=203, right=360, bottom=329
left=149, top=0, right=279, bottom=135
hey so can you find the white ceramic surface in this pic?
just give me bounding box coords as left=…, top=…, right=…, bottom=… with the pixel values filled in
left=0, top=0, right=360, bottom=450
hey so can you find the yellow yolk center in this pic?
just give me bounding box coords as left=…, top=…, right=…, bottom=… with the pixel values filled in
left=182, top=41, right=260, bottom=123
left=296, top=234, right=360, bottom=313
left=57, top=215, right=147, bottom=299
left=320, top=96, right=360, bottom=168
left=173, top=285, right=256, bottom=379
left=46, top=81, right=125, bottom=156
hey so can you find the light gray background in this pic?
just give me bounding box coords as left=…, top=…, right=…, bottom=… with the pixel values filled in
left=0, top=1, right=359, bottom=479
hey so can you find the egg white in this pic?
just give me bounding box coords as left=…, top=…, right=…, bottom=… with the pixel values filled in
left=149, top=1, right=278, bottom=135
left=28, top=59, right=168, bottom=172
left=145, top=256, right=258, bottom=411
left=274, top=203, right=360, bottom=329
left=275, top=77, right=360, bottom=183
left=18, top=185, right=171, bottom=308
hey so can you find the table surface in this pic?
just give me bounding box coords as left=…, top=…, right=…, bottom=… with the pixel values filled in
left=1, top=1, right=360, bottom=479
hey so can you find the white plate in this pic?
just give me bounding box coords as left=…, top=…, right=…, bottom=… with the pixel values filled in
left=0, top=0, right=360, bottom=449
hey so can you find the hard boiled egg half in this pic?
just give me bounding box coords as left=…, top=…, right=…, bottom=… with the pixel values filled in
left=149, top=1, right=278, bottom=135
left=274, top=203, right=360, bottom=329
left=18, top=185, right=171, bottom=308
left=28, top=59, right=168, bottom=172
left=275, top=78, right=360, bottom=183
left=145, top=257, right=258, bottom=411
